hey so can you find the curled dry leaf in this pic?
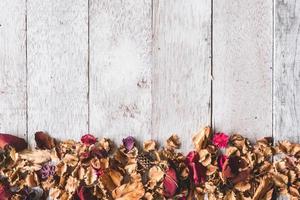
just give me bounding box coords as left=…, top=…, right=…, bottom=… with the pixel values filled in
left=35, top=131, right=56, bottom=150
left=192, top=126, right=211, bottom=151
left=166, top=134, right=181, bottom=150
left=112, top=178, right=145, bottom=200
left=0, top=133, right=27, bottom=152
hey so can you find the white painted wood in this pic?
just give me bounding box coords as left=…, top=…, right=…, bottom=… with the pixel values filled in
left=27, top=0, right=88, bottom=145
left=213, top=0, right=273, bottom=141
left=89, top=0, right=152, bottom=143
left=0, top=0, right=27, bottom=138
left=152, top=0, right=211, bottom=151
left=275, top=0, right=300, bottom=143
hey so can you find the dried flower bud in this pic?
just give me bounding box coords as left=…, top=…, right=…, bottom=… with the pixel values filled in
left=0, top=133, right=27, bottom=152
left=163, top=167, right=178, bottom=197
left=122, top=136, right=135, bottom=151
left=213, top=132, right=229, bottom=148
left=39, top=163, right=56, bottom=180
left=81, top=134, right=97, bottom=145
left=186, top=151, right=206, bottom=185
left=35, top=131, right=56, bottom=149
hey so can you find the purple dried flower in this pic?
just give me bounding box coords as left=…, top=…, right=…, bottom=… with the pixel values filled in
left=122, top=136, right=135, bottom=151
left=39, top=163, right=55, bottom=180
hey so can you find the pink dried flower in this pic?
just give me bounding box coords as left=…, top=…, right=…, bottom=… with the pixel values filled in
left=122, top=136, right=135, bottom=151
left=217, top=154, right=227, bottom=170
left=0, top=133, right=27, bottom=152
left=81, top=134, right=97, bottom=145
left=39, top=163, right=56, bottom=180
left=186, top=151, right=206, bottom=185
left=163, top=167, right=178, bottom=197
left=0, top=184, right=11, bottom=200
left=213, top=133, right=229, bottom=148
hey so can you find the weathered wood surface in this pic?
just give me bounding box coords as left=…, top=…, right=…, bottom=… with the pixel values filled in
left=27, top=0, right=88, bottom=145
left=89, top=0, right=152, bottom=143
left=275, top=0, right=300, bottom=143
left=0, top=0, right=299, bottom=158
left=0, top=0, right=27, bottom=138
left=213, top=0, right=273, bottom=141
left=152, top=0, right=211, bottom=151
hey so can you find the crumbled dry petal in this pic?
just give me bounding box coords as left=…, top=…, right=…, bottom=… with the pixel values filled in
left=0, top=127, right=299, bottom=199
left=0, top=133, right=27, bottom=152
left=192, top=126, right=211, bottom=151
left=35, top=131, right=56, bottom=150
left=166, top=134, right=181, bottom=149
left=143, top=140, right=156, bottom=152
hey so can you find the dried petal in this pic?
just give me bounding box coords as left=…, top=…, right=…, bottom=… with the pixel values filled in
left=35, top=131, right=56, bottom=149
left=122, top=136, right=135, bottom=151
left=0, top=133, right=27, bottom=152
left=163, top=167, right=178, bottom=197
left=81, top=134, right=97, bottom=145
left=213, top=132, right=229, bottom=148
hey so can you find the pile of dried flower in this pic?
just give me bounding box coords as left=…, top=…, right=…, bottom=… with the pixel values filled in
left=0, top=127, right=299, bottom=200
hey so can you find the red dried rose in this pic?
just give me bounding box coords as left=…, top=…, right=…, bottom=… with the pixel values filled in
left=0, top=184, right=11, bottom=200
left=0, top=133, right=27, bottom=152
left=222, top=156, right=251, bottom=184
left=213, top=133, right=229, bottom=148
left=163, top=167, right=178, bottom=197
left=186, top=151, right=206, bottom=185
left=122, top=136, right=135, bottom=151
left=35, top=131, right=56, bottom=149
left=81, top=134, right=97, bottom=145
left=217, top=154, right=227, bottom=170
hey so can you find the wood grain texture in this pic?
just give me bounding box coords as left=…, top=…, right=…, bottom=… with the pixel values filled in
left=275, top=0, right=300, bottom=143
left=89, top=0, right=152, bottom=143
left=213, top=0, right=273, bottom=141
left=152, top=0, right=211, bottom=151
left=27, top=0, right=88, bottom=145
left=0, top=0, right=27, bottom=138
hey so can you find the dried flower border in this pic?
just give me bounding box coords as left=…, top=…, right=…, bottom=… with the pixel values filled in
left=0, top=127, right=299, bottom=200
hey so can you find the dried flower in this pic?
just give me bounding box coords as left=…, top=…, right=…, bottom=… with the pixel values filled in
left=0, top=184, right=11, bottom=200
left=0, top=133, right=27, bottom=152
left=35, top=131, right=56, bottom=149
left=186, top=151, right=206, bottom=185
left=222, top=156, right=251, bottom=184
left=217, top=154, right=227, bottom=170
left=163, top=167, right=178, bottom=197
left=213, top=132, right=229, bottom=148
left=122, top=136, right=135, bottom=151
left=81, top=134, right=97, bottom=145
left=39, top=163, right=56, bottom=180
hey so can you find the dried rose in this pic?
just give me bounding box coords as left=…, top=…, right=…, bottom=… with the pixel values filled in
left=222, top=156, right=251, bottom=184
left=74, top=187, right=97, bottom=200
left=0, top=184, right=11, bottom=200
left=122, top=136, right=135, bottom=151
left=81, top=134, right=97, bottom=145
left=186, top=151, right=206, bottom=185
left=217, top=154, right=227, bottom=170
left=38, top=163, right=56, bottom=180
left=35, top=131, right=56, bottom=149
left=213, top=132, right=229, bottom=148
left=163, top=167, right=178, bottom=197
left=0, top=133, right=27, bottom=152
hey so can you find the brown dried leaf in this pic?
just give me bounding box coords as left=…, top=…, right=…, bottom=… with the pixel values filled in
left=166, top=134, right=181, bottom=149
left=192, top=126, right=211, bottom=151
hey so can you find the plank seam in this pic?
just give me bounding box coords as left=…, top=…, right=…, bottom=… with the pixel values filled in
left=88, top=0, right=90, bottom=133
left=210, top=0, right=214, bottom=128
left=25, top=0, right=28, bottom=141
left=272, top=0, right=275, bottom=142
left=151, top=0, right=154, bottom=140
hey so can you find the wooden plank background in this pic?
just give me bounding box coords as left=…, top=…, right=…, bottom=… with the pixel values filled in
left=0, top=0, right=299, bottom=156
